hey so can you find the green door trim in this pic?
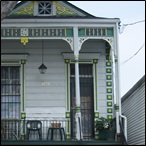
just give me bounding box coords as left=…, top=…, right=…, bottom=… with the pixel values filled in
left=65, top=59, right=99, bottom=138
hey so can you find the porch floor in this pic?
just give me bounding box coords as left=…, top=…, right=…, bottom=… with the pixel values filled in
left=1, top=140, right=123, bottom=145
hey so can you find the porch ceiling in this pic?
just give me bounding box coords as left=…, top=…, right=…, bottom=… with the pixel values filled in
left=1, top=39, right=72, bottom=51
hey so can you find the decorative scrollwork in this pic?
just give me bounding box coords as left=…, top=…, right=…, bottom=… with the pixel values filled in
left=62, top=38, right=73, bottom=50
left=103, top=38, right=113, bottom=48
left=21, top=28, right=28, bottom=36
left=78, top=37, right=88, bottom=49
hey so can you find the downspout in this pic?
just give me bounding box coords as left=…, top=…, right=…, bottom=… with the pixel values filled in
left=110, top=43, right=120, bottom=137
left=73, top=26, right=83, bottom=140
left=116, top=22, right=127, bottom=141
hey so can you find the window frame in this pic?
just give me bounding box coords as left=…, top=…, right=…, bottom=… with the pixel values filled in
left=1, top=66, right=21, bottom=119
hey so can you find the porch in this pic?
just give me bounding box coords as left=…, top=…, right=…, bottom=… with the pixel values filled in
left=1, top=118, right=123, bottom=145
left=1, top=140, right=122, bottom=146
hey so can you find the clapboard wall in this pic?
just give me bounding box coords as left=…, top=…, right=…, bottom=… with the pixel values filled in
left=121, top=75, right=145, bottom=145
left=1, top=39, right=111, bottom=118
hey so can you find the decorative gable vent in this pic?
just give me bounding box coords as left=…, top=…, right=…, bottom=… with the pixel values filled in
left=38, top=1, right=52, bottom=15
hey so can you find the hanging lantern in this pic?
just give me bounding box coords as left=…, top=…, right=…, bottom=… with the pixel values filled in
left=38, top=40, right=47, bottom=74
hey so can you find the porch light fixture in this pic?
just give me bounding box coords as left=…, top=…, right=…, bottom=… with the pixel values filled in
left=38, top=40, right=47, bottom=74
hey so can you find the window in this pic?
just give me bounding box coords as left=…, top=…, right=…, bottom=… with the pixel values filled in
left=1, top=66, right=21, bottom=119
left=38, top=1, right=52, bottom=15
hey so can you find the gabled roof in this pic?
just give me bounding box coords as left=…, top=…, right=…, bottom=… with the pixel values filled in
left=7, top=1, right=96, bottom=18
left=6, top=1, right=116, bottom=19
left=121, top=75, right=145, bottom=102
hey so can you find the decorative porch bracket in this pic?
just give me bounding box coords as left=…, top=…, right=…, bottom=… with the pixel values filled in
left=62, top=38, right=74, bottom=51
left=78, top=37, right=88, bottom=49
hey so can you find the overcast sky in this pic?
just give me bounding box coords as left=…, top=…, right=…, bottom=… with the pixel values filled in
left=69, top=1, right=145, bottom=97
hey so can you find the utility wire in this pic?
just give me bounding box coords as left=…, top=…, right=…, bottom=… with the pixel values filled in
left=124, top=20, right=145, bottom=26
left=119, top=20, right=145, bottom=34
left=121, top=42, right=145, bottom=65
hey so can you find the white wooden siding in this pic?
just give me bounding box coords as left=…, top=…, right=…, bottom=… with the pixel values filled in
left=2, top=39, right=110, bottom=118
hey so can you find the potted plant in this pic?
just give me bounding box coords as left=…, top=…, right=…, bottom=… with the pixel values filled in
left=95, top=117, right=109, bottom=140
left=105, top=118, right=116, bottom=141
left=95, top=117, right=115, bottom=140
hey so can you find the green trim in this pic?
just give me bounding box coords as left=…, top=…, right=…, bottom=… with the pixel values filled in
left=106, top=68, right=111, bottom=73
left=66, top=28, right=73, bottom=37
left=94, top=62, right=98, bottom=111
left=21, top=64, right=24, bottom=111
left=107, top=102, right=112, bottom=107
left=66, top=134, right=71, bottom=140
left=107, top=28, right=114, bottom=37
left=106, top=75, right=112, bottom=80
left=21, top=134, right=25, bottom=141
left=106, top=42, right=110, bottom=48
left=107, top=95, right=112, bottom=100
left=106, top=62, right=111, bottom=67
left=115, top=105, right=119, bottom=111
left=78, top=28, right=85, bottom=36
left=66, top=63, right=70, bottom=111
left=93, top=59, right=98, bottom=63
left=65, top=60, right=70, bottom=112
left=76, top=106, right=81, bottom=111
left=65, top=59, right=70, bottom=63
left=107, top=108, right=113, bottom=113
left=21, top=60, right=26, bottom=64
left=74, top=60, right=79, bottom=63
left=65, top=119, right=70, bottom=135
left=71, top=60, right=93, bottom=63
left=21, top=60, right=25, bottom=112
left=107, top=115, right=112, bottom=119
left=95, top=135, right=99, bottom=140
left=107, top=88, right=112, bottom=93
left=106, top=48, right=110, bottom=54
left=67, top=120, right=70, bottom=133
left=94, top=112, right=99, bottom=118
left=107, top=82, right=112, bottom=86
left=21, top=112, right=26, bottom=119
left=106, top=55, right=111, bottom=60
left=66, top=112, right=70, bottom=118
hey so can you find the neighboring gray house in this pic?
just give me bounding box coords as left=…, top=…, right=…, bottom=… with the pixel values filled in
left=121, top=75, right=145, bottom=145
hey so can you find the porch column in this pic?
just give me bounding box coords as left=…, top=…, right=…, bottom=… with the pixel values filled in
left=73, top=27, right=83, bottom=140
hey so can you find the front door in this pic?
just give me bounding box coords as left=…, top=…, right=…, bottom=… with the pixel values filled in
left=70, top=64, right=94, bottom=140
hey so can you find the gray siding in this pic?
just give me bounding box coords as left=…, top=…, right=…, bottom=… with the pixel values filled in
left=1, top=39, right=111, bottom=118
left=25, top=41, right=70, bottom=117
left=121, top=76, right=145, bottom=145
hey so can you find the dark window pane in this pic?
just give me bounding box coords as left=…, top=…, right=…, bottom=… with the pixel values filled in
left=1, top=67, right=21, bottom=119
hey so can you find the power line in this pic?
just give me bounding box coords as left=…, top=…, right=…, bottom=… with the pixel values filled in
left=124, top=20, right=145, bottom=26
left=121, top=42, right=145, bottom=65
left=119, top=20, right=145, bottom=34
